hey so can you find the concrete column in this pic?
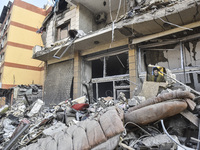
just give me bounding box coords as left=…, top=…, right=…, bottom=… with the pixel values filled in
left=73, top=51, right=82, bottom=99
left=129, top=47, right=137, bottom=98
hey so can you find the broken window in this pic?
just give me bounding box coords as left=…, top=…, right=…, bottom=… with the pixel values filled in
left=91, top=52, right=129, bottom=78
left=90, top=51, right=130, bottom=100
left=56, top=21, right=70, bottom=41
left=98, top=82, right=113, bottom=98
left=92, top=59, right=103, bottom=78
left=106, top=53, right=129, bottom=76
left=198, top=74, right=200, bottom=83
left=55, top=0, right=69, bottom=14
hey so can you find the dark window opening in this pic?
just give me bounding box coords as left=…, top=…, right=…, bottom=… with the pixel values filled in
left=106, top=53, right=129, bottom=76
left=92, top=83, right=96, bottom=101
left=116, top=89, right=130, bottom=99
left=55, top=0, right=69, bottom=14
left=198, top=74, right=200, bottom=83
left=98, top=82, right=113, bottom=98
left=92, top=59, right=103, bottom=78
left=90, top=51, right=129, bottom=100
left=57, top=22, right=70, bottom=41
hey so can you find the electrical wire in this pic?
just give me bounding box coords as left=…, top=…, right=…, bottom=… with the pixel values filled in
left=126, top=78, right=139, bottom=86
left=157, top=17, right=193, bottom=31
left=124, top=122, right=152, bottom=136
left=161, top=119, right=187, bottom=150
left=109, top=0, right=122, bottom=44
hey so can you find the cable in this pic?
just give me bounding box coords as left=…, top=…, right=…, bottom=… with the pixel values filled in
left=157, top=17, right=193, bottom=31
left=161, top=119, right=187, bottom=150
left=116, top=55, right=125, bottom=68
left=124, top=122, right=151, bottom=136
left=109, top=0, right=122, bottom=44
left=126, top=78, right=139, bottom=86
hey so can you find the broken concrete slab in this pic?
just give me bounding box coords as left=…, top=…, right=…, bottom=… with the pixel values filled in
left=138, top=81, right=168, bottom=99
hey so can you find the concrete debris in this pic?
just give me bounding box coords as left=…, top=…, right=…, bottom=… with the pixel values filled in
left=13, top=84, right=43, bottom=104
left=127, top=0, right=179, bottom=15
left=141, top=134, right=178, bottom=148
left=0, top=82, right=199, bottom=149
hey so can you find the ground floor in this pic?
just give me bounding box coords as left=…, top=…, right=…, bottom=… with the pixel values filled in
left=42, top=27, right=200, bottom=105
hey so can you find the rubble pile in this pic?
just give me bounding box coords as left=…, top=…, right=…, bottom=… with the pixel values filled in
left=13, top=84, right=43, bottom=103
left=127, top=0, right=180, bottom=15
left=0, top=85, right=200, bottom=150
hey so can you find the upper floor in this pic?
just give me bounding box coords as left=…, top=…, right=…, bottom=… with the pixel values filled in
left=34, top=0, right=200, bottom=61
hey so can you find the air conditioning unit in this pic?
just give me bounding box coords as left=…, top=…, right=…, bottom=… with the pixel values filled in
left=95, top=12, right=107, bottom=24
left=33, top=45, right=43, bottom=54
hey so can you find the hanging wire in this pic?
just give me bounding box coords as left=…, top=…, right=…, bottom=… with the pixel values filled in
left=109, top=0, right=122, bottom=46
left=157, top=17, right=193, bottom=31
left=124, top=122, right=152, bottom=136
left=161, top=119, right=187, bottom=150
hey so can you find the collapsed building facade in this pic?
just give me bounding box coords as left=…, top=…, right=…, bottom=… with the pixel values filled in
left=33, top=0, right=200, bottom=105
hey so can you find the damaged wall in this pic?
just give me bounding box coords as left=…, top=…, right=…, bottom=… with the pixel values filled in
left=184, top=40, right=200, bottom=66
left=45, top=7, right=78, bottom=47
left=43, top=60, right=74, bottom=105
left=45, top=18, right=54, bottom=48
left=140, top=39, right=200, bottom=91
left=78, top=4, right=97, bottom=33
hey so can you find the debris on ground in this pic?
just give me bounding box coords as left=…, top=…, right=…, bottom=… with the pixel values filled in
left=0, top=80, right=199, bottom=150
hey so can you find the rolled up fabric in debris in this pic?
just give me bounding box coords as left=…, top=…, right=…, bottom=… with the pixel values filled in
left=125, top=100, right=188, bottom=125
left=81, top=120, right=107, bottom=147
left=128, top=90, right=195, bottom=112
left=20, top=106, right=124, bottom=150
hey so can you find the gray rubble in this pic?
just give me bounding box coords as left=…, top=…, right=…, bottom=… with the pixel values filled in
left=0, top=82, right=199, bottom=150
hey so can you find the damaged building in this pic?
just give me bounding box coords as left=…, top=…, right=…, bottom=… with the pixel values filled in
left=33, top=0, right=200, bottom=105
left=1, top=1, right=200, bottom=149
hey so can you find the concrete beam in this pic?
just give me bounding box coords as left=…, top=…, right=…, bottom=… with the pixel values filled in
left=139, top=31, right=200, bottom=49
left=132, top=21, right=200, bottom=45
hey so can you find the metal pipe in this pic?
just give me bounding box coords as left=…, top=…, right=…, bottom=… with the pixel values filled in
left=53, top=36, right=77, bottom=59
left=24, top=94, right=30, bottom=106
left=180, top=41, right=186, bottom=83
left=82, top=83, right=91, bottom=104
left=116, top=55, right=125, bottom=68
left=4, top=124, right=30, bottom=150
left=96, top=83, right=98, bottom=100
left=103, top=57, right=106, bottom=77
left=161, top=120, right=187, bottom=150
left=138, top=48, right=141, bottom=74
